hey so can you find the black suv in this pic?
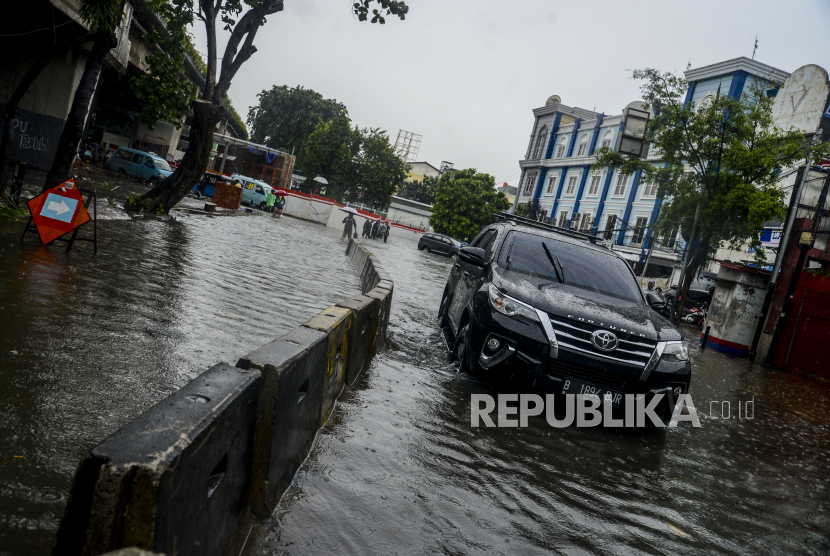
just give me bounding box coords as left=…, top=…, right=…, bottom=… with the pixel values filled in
left=438, top=214, right=691, bottom=420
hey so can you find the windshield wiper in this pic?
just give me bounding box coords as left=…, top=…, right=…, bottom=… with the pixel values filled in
left=542, top=242, right=565, bottom=284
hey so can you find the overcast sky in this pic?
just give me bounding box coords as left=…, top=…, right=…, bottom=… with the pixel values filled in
left=193, top=0, right=830, bottom=188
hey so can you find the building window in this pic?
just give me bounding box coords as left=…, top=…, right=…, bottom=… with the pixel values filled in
left=556, top=140, right=567, bottom=158
left=545, top=175, right=557, bottom=195
left=600, top=130, right=613, bottom=150
left=613, top=174, right=628, bottom=196
left=580, top=213, right=593, bottom=231
left=604, top=214, right=617, bottom=240
left=664, top=227, right=678, bottom=249
left=570, top=212, right=581, bottom=230
left=642, top=180, right=658, bottom=198
left=558, top=210, right=569, bottom=228
left=576, top=136, right=588, bottom=157
left=524, top=173, right=537, bottom=193
left=631, top=216, right=649, bottom=244
left=565, top=175, right=578, bottom=196
left=533, top=126, right=547, bottom=159
left=588, top=173, right=602, bottom=196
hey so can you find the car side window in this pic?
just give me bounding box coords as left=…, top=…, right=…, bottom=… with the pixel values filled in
left=482, top=231, right=499, bottom=260
left=116, top=150, right=131, bottom=161
left=144, top=158, right=155, bottom=168
left=246, top=182, right=255, bottom=190
left=470, top=229, right=490, bottom=247
left=256, top=186, right=264, bottom=194
left=131, top=153, right=144, bottom=164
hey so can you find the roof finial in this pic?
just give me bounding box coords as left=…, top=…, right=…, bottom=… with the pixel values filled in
left=752, top=35, right=758, bottom=60
left=687, top=60, right=691, bottom=71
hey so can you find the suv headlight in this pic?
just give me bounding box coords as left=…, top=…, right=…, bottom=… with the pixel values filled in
left=663, top=341, right=689, bottom=361
left=488, top=284, right=539, bottom=322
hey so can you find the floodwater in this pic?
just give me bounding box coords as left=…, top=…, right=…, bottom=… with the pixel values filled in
left=247, top=237, right=830, bottom=556
left=0, top=196, right=359, bottom=555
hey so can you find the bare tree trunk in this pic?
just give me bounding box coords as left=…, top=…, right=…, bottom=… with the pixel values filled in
left=43, top=31, right=116, bottom=191
left=127, top=99, right=219, bottom=213
left=0, top=33, right=95, bottom=196
left=674, top=237, right=709, bottom=323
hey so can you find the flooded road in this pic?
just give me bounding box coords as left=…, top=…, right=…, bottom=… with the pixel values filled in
left=247, top=237, right=830, bottom=556
left=0, top=201, right=358, bottom=555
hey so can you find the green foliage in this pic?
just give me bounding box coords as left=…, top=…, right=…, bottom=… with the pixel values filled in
left=303, top=117, right=405, bottom=210
left=514, top=200, right=539, bottom=220
left=223, top=97, right=248, bottom=140
left=80, top=0, right=122, bottom=31
left=429, top=169, right=510, bottom=241
left=0, top=200, right=27, bottom=218
left=130, top=0, right=197, bottom=129
left=248, top=85, right=348, bottom=167
left=397, top=175, right=438, bottom=205
left=592, top=69, right=830, bottom=257
left=353, top=0, right=408, bottom=23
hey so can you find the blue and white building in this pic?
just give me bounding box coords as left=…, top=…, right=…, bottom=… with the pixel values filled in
left=512, top=57, right=790, bottom=279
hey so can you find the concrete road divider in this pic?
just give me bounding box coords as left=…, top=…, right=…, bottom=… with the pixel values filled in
left=236, top=326, right=329, bottom=515
left=55, top=364, right=262, bottom=556
left=54, top=239, right=392, bottom=555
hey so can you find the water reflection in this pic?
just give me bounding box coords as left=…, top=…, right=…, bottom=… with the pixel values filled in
left=0, top=212, right=358, bottom=555
left=248, top=238, right=830, bottom=556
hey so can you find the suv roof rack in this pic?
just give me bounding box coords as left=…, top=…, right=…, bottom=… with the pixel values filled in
left=493, top=212, right=603, bottom=244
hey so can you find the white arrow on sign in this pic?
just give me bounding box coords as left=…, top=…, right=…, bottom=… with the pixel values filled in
left=46, top=200, right=70, bottom=215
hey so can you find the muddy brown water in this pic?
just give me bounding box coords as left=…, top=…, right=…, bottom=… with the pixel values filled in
left=0, top=201, right=358, bottom=555
left=245, top=238, right=830, bottom=556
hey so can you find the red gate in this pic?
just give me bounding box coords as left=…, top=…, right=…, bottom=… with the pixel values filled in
left=784, top=288, right=830, bottom=377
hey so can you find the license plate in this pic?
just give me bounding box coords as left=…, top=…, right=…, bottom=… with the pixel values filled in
left=562, top=378, right=623, bottom=406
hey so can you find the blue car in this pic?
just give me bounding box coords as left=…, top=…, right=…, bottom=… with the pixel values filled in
left=107, top=147, right=173, bottom=184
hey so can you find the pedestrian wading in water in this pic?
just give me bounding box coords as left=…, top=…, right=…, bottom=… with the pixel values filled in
left=342, top=213, right=357, bottom=241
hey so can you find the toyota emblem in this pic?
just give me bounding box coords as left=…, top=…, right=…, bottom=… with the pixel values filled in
left=591, top=330, right=618, bottom=352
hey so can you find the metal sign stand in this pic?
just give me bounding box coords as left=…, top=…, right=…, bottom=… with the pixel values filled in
left=21, top=188, right=97, bottom=253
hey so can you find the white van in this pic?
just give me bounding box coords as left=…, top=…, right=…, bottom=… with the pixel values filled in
left=233, top=175, right=275, bottom=209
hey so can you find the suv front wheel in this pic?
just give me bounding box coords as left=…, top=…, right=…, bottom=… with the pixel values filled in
left=455, top=323, right=475, bottom=374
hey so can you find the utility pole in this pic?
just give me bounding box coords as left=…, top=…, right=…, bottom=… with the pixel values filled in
left=764, top=168, right=830, bottom=366
left=673, top=188, right=704, bottom=321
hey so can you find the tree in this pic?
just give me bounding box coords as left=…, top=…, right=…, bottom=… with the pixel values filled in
left=303, top=117, right=405, bottom=211
left=131, top=0, right=408, bottom=214
left=397, top=175, right=438, bottom=205
left=248, top=85, right=347, bottom=167
left=593, top=69, right=829, bottom=321
left=514, top=200, right=541, bottom=220
left=429, top=169, right=510, bottom=241
left=351, top=127, right=407, bottom=211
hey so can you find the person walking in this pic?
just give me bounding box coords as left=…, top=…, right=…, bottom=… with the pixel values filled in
left=362, top=218, right=372, bottom=238
left=377, top=220, right=387, bottom=243
left=342, top=213, right=357, bottom=241
left=265, top=189, right=276, bottom=213
left=276, top=195, right=285, bottom=218
left=371, top=219, right=379, bottom=240
left=383, top=221, right=390, bottom=243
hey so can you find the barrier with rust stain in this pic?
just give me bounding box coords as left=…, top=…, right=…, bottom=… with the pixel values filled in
left=54, top=239, right=392, bottom=556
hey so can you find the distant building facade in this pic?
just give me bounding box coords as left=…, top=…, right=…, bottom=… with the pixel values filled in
left=513, top=57, right=791, bottom=280
left=405, top=161, right=442, bottom=182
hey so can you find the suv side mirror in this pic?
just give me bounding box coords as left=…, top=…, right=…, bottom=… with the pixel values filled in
left=459, top=246, right=486, bottom=266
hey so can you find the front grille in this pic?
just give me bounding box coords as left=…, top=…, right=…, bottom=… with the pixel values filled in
left=544, top=358, right=644, bottom=394
left=548, top=315, right=657, bottom=368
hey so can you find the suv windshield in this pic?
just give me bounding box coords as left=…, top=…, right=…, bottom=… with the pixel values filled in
left=153, top=158, right=172, bottom=171
left=499, top=231, right=643, bottom=302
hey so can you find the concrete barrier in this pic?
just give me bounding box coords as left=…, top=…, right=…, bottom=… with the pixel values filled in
left=55, top=364, right=262, bottom=556
left=55, top=240, right=392, bottom=556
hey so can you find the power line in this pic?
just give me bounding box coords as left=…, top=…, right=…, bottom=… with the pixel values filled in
left=0, top=20, right=74, bottom=38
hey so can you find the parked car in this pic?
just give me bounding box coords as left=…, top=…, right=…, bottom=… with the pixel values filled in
left=418, top=233, right=462, bottom=257
left=438, top=213, right=691, bottom=423
left=232, top=174, right=275, bottom=209
left=107, top=147, right=173, bottom=184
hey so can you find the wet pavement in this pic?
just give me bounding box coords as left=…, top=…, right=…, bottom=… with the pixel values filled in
left=0, top=197, right=359, bottom=555
left=246, top=237, right=830, bottom=556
